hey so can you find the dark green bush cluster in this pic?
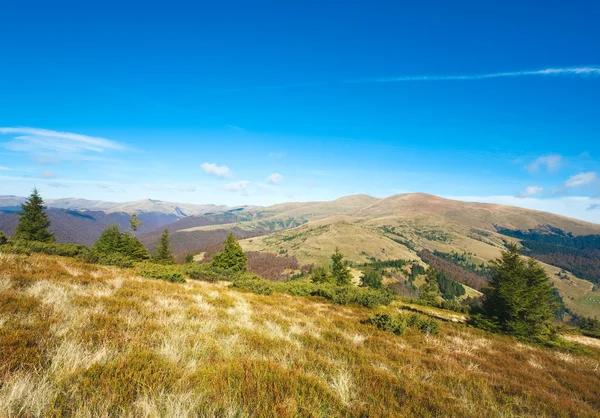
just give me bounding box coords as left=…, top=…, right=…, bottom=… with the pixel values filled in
left=440, top=298, right=471, bottom=313
left=362, top=312, right=440, bottom=336
left=230, top=276, right=395, bottom=308
left=1, top=239, right=86, bottom=257
left=135, top=262, right=185, bottom=283
left=182, top=263, right=225, bottom=282
left=309, top=284, right=395, bottom=308
left=231, top=276, right=274, bottom=295
left=80, top=249, right=135, bottom=268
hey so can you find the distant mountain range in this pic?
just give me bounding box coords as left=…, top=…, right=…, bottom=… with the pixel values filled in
left=2, top=192, right=600, bottom=317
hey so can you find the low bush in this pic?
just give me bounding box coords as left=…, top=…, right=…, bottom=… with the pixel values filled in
left=440, top=298, right=471, bottom=313
left=231, top=276, right=274, bottom=295
left=1, top=239, right=87, bottom=257
left=135, top=262, right=186, bottom=283
left=362, top=312, right=440, bottom=336
left=80, top=248, right=135, bottom=268
left=229, top=276, right=396, bottom=309
left=182, top=262, right=228, bottom=282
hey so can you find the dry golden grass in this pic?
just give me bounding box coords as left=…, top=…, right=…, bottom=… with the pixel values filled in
left=1, top=253, right=600, bottom=417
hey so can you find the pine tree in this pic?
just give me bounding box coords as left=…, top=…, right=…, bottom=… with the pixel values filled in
left=419, top=268, right=442, bottom=306
left=482, top=245, right=557, bottom=338
left=360, top=269, right=383, bottom=289
left=154, top=229, right=175, bottom=265
left=331, top=248, right=351, bottom=285
left=212, top=233, right=247, bottom=272
left=0, top=231, right=7, bottom=245
left=14, top=188, right=55, bottom=242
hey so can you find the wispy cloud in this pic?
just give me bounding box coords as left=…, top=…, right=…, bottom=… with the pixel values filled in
left=518, top=185, right=543, bottom=197
left=46, top=181, right=69, bottom=188
left=587, top=203, right=600, bottom=211
left=344, top=66, right=600, bottom=84
left=40, top=170, right=56, bottom=179
left=222, top=180, right=249, bottom=192
left=201, top=162, right=232, bottom=178
left=0, top=166, right=11, bottom=171
left=0, top=127, right=126, bottom=154
left=265, top=173, right=283, bottom=185
left=268, top=152, right=286, bottom=158
left=564, top=172, right=597, bottom=188
left=526, top=154, right=562, bottom=173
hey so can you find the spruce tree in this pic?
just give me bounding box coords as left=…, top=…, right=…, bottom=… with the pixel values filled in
left=482, top=245, right=557, bottom=338
left=14, top=188, right=55, bottom=242
left=419, top=268, right=441, bottom=306
left=93, top=225, right=149, bottom=260
left=154, top=229, right=175, bottom=265
left=212, top=233, right=247, bottom=272
left=331, top=248, right=352, bottom=285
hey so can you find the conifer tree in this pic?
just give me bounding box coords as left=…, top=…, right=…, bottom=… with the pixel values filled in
left=482, top=245, right=557, bottom=338
left=14, top=188, right=55, bottom=242
left=93, top=225, right=149, bottom=260
left=212, top=233, right=247, bottom=272
left=0, top=231, right=7, bottom=245
left=311, top=265, right=331, bottom=283
left=129, top=213, right=143, bottom=232
left=419, top=268, right=442, bottom=306
left=154, top=229, right=175, bottom=265
left=331, top=248, right=351, bottom=285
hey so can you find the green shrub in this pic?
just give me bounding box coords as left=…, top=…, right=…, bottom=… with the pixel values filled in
left=2, top=239, right=87, bottom=257
left=227, top=275, right=395, bottom=308
left=80, top=248, right=135, bottom=268
left=440, top=298, right=470, bottom=313
left=362, top=312, right=440, bottom=336
left=362, top=313, right=406, bottom=335
left=183, top=263, right=229, bottom=282
left=231, top=277, right=274, bottom=295
left=135, top=262, right=185, bottom=283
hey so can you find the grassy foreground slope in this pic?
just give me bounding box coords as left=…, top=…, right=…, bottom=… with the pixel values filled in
left=1, top=253, right=600, bottom=417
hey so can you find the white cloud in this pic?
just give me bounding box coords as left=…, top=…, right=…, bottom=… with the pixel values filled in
left=0, top=127, right=126, bottom=154
left=526, top=155, right=562, bottom=173
left=518, top=186, right=543, bottom=197
left=268, top=152, right=286, bottom=158
left=564, top=172, right=597, bottom=188
left=588, top=204, right=600, bottom=211
left=0, top=166, right=10, bottom=171
left=223, top=180, right=249, bottom=192
left=40, top=170, right=56, bottom=179
left=201, top=162, right=232, bottom=178
left=266, top=173, right=283, bottom=185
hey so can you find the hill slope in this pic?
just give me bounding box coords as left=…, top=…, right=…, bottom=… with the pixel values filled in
left=1, top=253, right=599, bottom=417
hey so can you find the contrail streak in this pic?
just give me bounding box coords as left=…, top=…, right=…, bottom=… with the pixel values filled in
left=344, top=66, right=600, bottom=84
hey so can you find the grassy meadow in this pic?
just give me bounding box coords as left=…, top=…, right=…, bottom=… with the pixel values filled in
left=1, top=252, right=600, bottom=417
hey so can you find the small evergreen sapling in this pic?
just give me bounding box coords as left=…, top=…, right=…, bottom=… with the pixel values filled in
left=212, top=233, right=247, bottom=272
left=154, top=229, right=176, bottom=265
left=14, top=188, right=55, bottom=243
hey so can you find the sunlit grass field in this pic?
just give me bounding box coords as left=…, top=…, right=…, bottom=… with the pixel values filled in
left=1, top=253, right=599, bottom=417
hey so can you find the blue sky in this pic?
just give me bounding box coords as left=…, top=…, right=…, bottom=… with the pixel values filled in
left=1, top=1, right=600, bottom=222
